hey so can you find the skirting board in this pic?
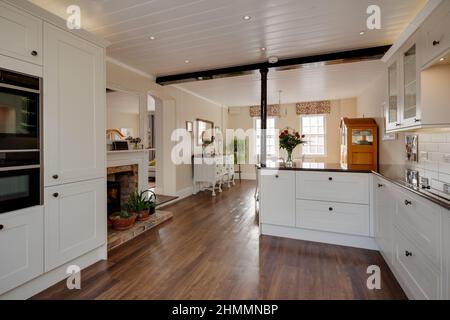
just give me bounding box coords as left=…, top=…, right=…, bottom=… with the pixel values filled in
left=0, top=245, right=107, bottom=300
left=261, top=224, right=378, bottom=251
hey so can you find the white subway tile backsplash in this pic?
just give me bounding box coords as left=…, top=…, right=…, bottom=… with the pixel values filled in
left=439, top=143, right=450, bottom=153
left=421, top=143, right=439, bottom=152
left=431, top=133, right=447, bottom=143
left=416, top=132, right=450, bottom=193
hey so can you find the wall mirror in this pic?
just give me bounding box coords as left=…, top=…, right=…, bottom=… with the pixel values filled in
left=196, top=119, right=214, bottom=145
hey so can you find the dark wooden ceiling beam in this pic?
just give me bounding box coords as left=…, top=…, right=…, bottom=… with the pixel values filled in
left=155, top=45, right=391, bottom=85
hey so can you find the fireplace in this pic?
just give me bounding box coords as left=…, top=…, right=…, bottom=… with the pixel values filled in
left=107, top=164, right=139, bottom=215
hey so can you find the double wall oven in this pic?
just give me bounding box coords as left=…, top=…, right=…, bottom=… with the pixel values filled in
left=0, top=68, right=42, bottom=214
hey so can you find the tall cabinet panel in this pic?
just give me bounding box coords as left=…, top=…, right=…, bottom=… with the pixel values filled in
left=43, top=23, right=106, bottom=187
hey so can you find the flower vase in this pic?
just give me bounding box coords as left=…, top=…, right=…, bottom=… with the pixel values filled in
left=286, top=150, right=293, bottom=168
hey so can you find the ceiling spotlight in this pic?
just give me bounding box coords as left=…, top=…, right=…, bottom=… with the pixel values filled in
left=185, top=60, right=190, bottom=64
left=261, top=47, right=266, bottom=51
left=268, top=56, right=279, bottom=64
left=440, top=57, right=446, bottom=61
left=243, top=15, right=251, bottom=21
left=149, top=36, right=156, bottom=40
left=359, top=31, right=365, bottom=35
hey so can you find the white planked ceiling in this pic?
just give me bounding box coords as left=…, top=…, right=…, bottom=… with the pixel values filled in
left=30, top=0, right=427, bottom=77
left=176, top=60, right=385, bottom=107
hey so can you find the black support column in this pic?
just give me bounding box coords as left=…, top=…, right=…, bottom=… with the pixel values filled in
left=260, top=67, right=268, bottom=167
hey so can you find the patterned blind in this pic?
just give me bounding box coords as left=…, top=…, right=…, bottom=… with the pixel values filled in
left=296, top=100, right=331, bottom=115
left=249, top=105, right=280, bottom=117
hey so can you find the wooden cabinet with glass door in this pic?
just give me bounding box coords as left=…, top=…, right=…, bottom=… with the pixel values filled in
left=340, top=118, right=378, bottom=172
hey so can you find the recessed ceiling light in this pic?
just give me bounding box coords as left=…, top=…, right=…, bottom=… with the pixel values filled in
left=243, top=15, right=251, bottom=21
left=185, top=60, right=190, bottom=64
left=149, top=36, right=156, bottom=40
left=440, top=57, right=446, bottom=61
left=359, top=31, right=365, bottom=35
left=261, top=47, right=266, bottom=51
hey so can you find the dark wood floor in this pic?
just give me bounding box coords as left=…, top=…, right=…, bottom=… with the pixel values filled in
left=33, top=180, right=406, bottom=300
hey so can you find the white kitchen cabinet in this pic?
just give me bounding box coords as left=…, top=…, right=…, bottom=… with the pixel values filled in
left=260, top=171, right=295, bottom=227
left=393, top=227, right=441, bottom=300
left=443, top=210, right=450, bottom=300
left=296, top=172, right=369, bottom=205
left=0, top=1, right=43, bottom=66
left=385, top=33, right=422, bottom=131
left=394, top=187, right=442, bottom=268
left=373, top=176, right=395, bottom=264
left=0, top=206, right=44, bottom=295
left=420, top=0, right=450, bottom=67
left=296, top=200, right=369, bottom=236
left=43, top=22, right=106, bottom=187
left=44, top=178, right=106, bottom=272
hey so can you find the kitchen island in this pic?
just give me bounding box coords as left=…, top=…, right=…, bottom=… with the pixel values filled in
left=258, top=163, right=376, bottom=250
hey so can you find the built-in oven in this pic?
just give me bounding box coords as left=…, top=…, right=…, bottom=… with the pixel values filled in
left=0, top=68, right=42, bottom=214
left=0, top=68, right=41, bottom=150
left=0, top=166, right=40, bottom=214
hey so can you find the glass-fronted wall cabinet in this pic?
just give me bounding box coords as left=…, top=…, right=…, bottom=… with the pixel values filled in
left=385, top=34, right=421, bottom=132
left=402, top=44, right=421, bottom=126
left=386, top=61, right=399, bottom=131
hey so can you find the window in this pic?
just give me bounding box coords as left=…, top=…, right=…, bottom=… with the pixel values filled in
left=255, top=118, right=276, bottom=157
left=301, top=115, right=326, bottom=156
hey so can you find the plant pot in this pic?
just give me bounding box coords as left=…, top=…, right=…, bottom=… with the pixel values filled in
left=134, top=209, right=150, bottom=222
left=109, top=214, right=136, bottom=231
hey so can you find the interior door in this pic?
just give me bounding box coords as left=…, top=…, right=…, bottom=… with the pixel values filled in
left=44, top=178, right=106, bottom=272
left=43, top=23, right=105, bottom=187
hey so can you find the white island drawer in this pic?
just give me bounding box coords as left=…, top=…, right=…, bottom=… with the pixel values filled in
left=296, top=200, right=370, bottom=236
left=296, top=172, right=369, bottom=204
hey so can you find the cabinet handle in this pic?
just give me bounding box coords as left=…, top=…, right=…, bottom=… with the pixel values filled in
left=275, top=175, right=279, bottom=178
left=328, top=177, right=333, bottom=181
left=432, top=40, right=440, bottom=46
left=395, top=123, right=401, bottom=127
left=414, top=118, right=421, bottom=123
left=0, top=224, right=4, bottom=231
left=31, top=50, right=38, bottom=56
left=329, top=207, right=333, bottom=212
left=378, top=183, right=384, bottom=188
left=53, top=193, right=59, bottom=198
left=52, top=174, right=59, bottom=180
left=404, top=200, right=412, bottom=206
left=405, top=250, right=413, bottom=257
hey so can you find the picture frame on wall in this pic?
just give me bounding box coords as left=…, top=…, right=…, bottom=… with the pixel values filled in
left=186, top=121, right=193, bottom=132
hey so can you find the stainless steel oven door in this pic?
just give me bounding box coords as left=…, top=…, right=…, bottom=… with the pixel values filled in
left=0, top=167, right=40, bottom=214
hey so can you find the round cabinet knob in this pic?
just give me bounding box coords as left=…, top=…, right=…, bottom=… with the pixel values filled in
left=405, top=251, right=413, bottom=257
left=378, top=184, right=384, bottom=188
left=53, top=193, right=59, bottom=198
left=0, top=224, right=4, bottom=231
left=52, top=174, right=59, bottom=180
left=31, top=50, right=38, bottom=56
left=328, top=177, right=333, bottom=181
left=432, top=40, right=440, bottom=46
left=404, top=200, right=412, bottom=206
left=329, top=207, right=333, bottom=211
left=275, top=175, right=279, bottom=178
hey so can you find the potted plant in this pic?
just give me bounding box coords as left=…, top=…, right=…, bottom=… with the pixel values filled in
left=145, top=190, right=157, bottom=215
left=279, top=127, right=306, bottom=167
left=126, top=190, right=150, bottom=222
left=109, top=211, right=136, bottom=231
